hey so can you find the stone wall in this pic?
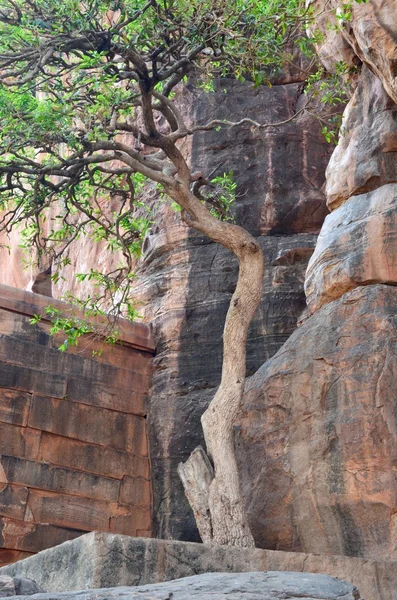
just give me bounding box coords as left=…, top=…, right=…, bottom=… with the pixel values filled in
left=0, top=284, right=154, bottom=566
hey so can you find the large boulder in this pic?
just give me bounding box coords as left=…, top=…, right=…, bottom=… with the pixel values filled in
left=325, top=67, right=397, bottom=210
left=10, top=572, right=360, bottom=600
left=0, top=532, right=389, bottom=599
left=305, top=183, right=397, bottom=312
left=238, top=284, right=397, bottom=561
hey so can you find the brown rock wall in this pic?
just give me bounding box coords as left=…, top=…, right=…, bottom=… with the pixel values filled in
left=239, top=284, right=397, bottom=560
left=326, top=67, right=397, bottom=210
left=0, top=284, right=153, bottom=562
left=239, top=6, right=397, bottom=561
left=305, top=183, right=397, bottom=312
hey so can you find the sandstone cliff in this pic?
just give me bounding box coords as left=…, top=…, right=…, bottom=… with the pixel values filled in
left=132, top=79, right=333, bottom=541
left=238, top=0, right=397, bottom=560
left=2, top=0, right=396, bottom=563
left=0, top=73, right=333, bottom=542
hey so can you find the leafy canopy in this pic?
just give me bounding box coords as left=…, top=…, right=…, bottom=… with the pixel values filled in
left=0, top=0, right=344, bottom=345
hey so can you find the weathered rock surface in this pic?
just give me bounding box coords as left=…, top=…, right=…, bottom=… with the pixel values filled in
left=0, top=576, right=42, bottom=597
left=306, top=0, right=358, bottom=76
left=137, top=232, right=320, bottom=541
left=9, top=572, right=360, bottom=600
left=343, top=0, right=397, bottom=105
left=0, top=74, right=334, bottom=542
left=305, top=183, right=397, bottom=312
left=239, top=284, right=397, bottom=562
left=326, top=67, right=397, bottom=210
left=2, top=532, right=394, bottom=600
left=0, top=576, right=14, bottom=597
left=310, top=0, right=397, bottom=104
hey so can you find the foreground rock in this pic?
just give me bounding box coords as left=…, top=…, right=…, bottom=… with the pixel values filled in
left=239, top=284, right=397, bottom=562
left=9, top=572, right=360, bottom=600
left=0, top=576, right=42, bottom=597
left=0, top=532, right=393, bottom=600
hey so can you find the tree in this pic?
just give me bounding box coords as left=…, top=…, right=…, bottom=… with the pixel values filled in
left=0, top=0, right=319, bottom=547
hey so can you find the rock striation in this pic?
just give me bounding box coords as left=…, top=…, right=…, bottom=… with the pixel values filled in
left=0, top=285, right=153, bottom=563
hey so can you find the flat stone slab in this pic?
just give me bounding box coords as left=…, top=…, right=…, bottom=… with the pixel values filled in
left=11, top=572, right=360, bottom=600
left=0, top=532, right=393, bottom=600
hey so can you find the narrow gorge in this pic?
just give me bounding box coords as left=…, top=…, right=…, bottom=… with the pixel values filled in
left=0, top=1, right=397, bottom=599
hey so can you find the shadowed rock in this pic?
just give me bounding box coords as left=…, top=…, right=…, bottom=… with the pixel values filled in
left=0, top=576, right=43, bottom=597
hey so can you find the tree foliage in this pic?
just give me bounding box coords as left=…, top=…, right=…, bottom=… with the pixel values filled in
left=0, top=0, right=315, bottom=321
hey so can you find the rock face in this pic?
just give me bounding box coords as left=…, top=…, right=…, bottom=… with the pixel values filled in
left=131, top=79, right=333, bottom=542
left=309, top=0, right=397, bottom=103
left=325, top=66, right=397, bottom=210
left=237, top=0, right=397, bottom=562
left=239, top=285, right=397, bottom=560
left=305, top=183, right=397, bottom=312
left=7, top=572, right=360, bottom=600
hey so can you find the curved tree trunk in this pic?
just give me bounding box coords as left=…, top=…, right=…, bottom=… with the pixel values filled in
left=174, top=183, right=265, bottom=547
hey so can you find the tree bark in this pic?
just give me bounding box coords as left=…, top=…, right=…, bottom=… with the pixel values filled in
left=174, top=182, right=265, bottom=547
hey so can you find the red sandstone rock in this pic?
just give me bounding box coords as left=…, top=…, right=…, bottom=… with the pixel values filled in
left=309, top=0, right=397, bottom=104
left=0, top=550, right=33, bottom=568
left=305, top=183, right=397, bottom=312
left=0, top=456, right=120, bottom=502
left=239, top=284, right=397, bottom=560
left=0, top=284, right=153, bottom=562
left=306, top=0, right=358, bottom=75
left=326, top=67, right=397, bottom=210
left=37, top=434, right=150, bottom=480
left=0, top=518, right=86, bottom=553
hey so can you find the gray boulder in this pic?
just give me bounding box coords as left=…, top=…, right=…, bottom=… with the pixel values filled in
left=13, top=580, right=43, bottom=596
left=0, top=577, right=15, bottom=598
left=0, top=576, right=43, bottom=597
left=12, top=572, right=360, bottom=600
